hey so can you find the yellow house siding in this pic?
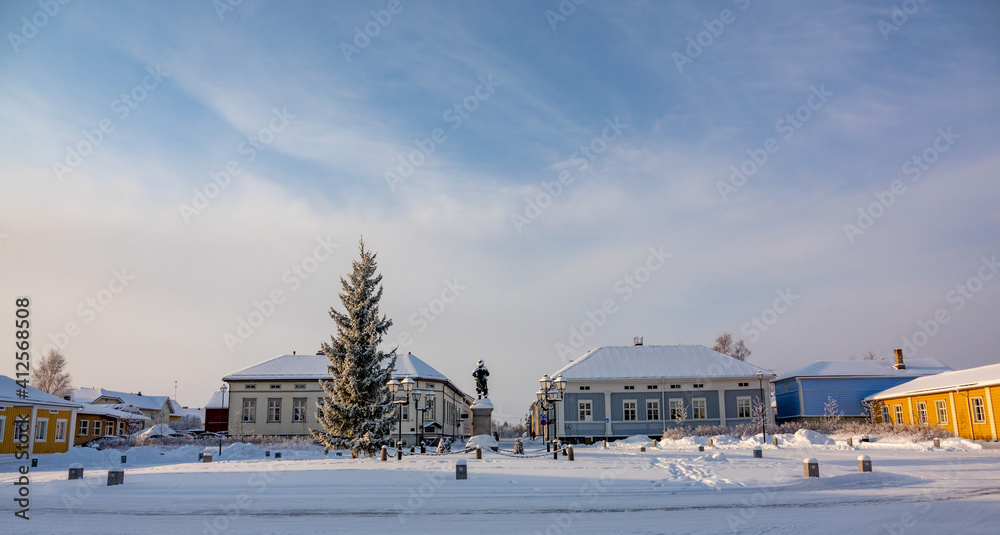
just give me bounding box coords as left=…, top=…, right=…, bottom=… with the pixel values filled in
left=32, top=408, right=74, bottom=454
left=949, top=392, right=959, bottom=436
left=73, top=414, right=121, bottom=446
left=984, top=387, right=997, bottom=440
left=0, top=407, right=32, bottom=455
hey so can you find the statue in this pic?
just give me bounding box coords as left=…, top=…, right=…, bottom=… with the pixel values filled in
left=472, top=359, right=489, bottom=399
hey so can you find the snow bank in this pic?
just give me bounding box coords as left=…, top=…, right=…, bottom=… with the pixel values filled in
left=136, top=424, right=176, bottom=438
left=465, top=435, right=498, bottom=451
left=782, top=429, right=836, bottom=447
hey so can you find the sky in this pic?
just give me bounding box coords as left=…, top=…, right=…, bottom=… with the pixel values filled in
left=1, top=0, right=998, bottom=423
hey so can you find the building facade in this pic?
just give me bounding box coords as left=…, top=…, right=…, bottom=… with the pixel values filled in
left=867, top=363, right=1000, bottom=441
left=72, top=387, right=179, bottom=426
left=223, top=352, right=473, bottom=443
left=773, top=350, right=950, bottom=422
left=74, top=403, right=150, bottom=445
left=1, top=375, right=80, bottom=455
left=545, top=344, right=776, bottom=442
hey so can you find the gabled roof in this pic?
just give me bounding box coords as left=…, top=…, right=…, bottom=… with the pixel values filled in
left=205, top=390, right=229, bottom=409
left=78, top=403, right=150, bottom=420
left=0, top=375, right=82, bottom=408
left=774, top=358, right=950, bottom=382
left=867, top=363, right=1000, bottom=400
left=551, top=345, right=776, bottom=380
left=223, top=352, right=450, bottom=381
left=72, top=387, right=174, bottom=413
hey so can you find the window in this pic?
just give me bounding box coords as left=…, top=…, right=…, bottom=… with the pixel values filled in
left=294, top=384, right=307, bottom=390
left=267, top=399, right=281, bottom=422
left=94, top=420, right=103, bottom=436
left=242, top=399, right=256, bottom=422
left=894, top=404, right=904, bottom=424
left=34, top=419, right=48, bottom=442
left=270, top=384, right=281, bottom=390
left=693, top=384, right=704, bottom=389
left=107, top=421, right=116, bottom=436
left=246, top=384, right=256, bottom=390
left=669, top=399, right=684, bottom=420
left=579, top=386, right=590, bottom=391
left=972, top=397, right=986, bottom=423
left=881, top=405, right=890, bottom=424
left=55, top=419, right=67, bottom=442
left=623, top=400, right=637, bottom=421
left=293, top=398, right=307, bottom=422
left=738, top=382, right=749, bottom=387
left=647, top=385, right=658, bottom=390
left=737, top=396, right=752, bottom=418
left=425, top=398, right=436, bottom=420
left=578, top=401, right=593, bottom=422
left=936, top=400, right=948, bottom=424
left=670, top=384, right=681, bottom=389
left=0, top=416, right=5, bottom=442
left=916, top=402, right=928, bottom=425
left=624, top=385, right=635, bottom=390
left=400, top=403, right=409, bottom=421
left=646, top=400, right=660, bottom=421
left=79, top=419, right=89, bottom=436
left=692, top=399, right=707, bottom=419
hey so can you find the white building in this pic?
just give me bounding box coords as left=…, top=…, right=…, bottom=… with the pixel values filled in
left=223, top=352, right=473, bottom=443
left=545, top=343, right=776, bottom=441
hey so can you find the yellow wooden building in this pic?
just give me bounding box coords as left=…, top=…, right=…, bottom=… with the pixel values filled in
left=867, top=363, right=1000, bottom=441
left=74, top=403, right=151, bottom=446
left=1, top=375, right=82, bottom=455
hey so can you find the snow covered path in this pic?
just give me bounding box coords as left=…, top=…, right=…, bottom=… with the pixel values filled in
left=3, top=437, right=999, bottom=534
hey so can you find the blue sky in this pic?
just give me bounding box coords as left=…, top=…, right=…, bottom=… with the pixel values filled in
left=1, top=0, right=998, bottom=420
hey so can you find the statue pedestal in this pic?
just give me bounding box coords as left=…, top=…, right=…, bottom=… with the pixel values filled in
left=467, top=398, right=497, bottom=451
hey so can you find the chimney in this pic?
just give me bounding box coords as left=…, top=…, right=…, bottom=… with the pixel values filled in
left=894, top=348, right=905, bottom=370
left=633, top=337, right=644, bottom=346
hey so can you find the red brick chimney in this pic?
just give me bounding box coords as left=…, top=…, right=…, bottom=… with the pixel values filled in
left=894, top=348, right=905, bottom=370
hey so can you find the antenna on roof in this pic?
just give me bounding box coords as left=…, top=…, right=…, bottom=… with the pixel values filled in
left=633, top=337, right=643, bottom=346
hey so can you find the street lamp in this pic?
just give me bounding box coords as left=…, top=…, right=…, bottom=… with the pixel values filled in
left=387, top=377, right=409, bottom=450
left=538, top=374, right=566, bottom=445
left=756, top=370, right=766, bottom=445
left=420, top=389, right=435, bottom=448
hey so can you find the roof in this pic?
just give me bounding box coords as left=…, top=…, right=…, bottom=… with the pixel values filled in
left=0, top=375, right=82, bottom=409
left=867, top=363, right=1000, bottom=400
left=78, top=403, right=150, bottom=420
left=223, top=352, right=450, bottom=381
left=205, top=390, right=229, bottom=409
left=774, top=358, right=951, bottom=382
left=71, top=387, right=175, bottom=413
left=551, top=345, right=776, bottom=380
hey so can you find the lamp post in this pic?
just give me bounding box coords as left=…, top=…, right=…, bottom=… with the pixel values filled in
left=538, top=374, right=566, bottom=445
left=218, top=384, right=228, bottom=456
left=388, top=377, right=414, bottom=450
left=419, top=390, right=435, bottom=447
left=756, top=370, right=766, bottom=445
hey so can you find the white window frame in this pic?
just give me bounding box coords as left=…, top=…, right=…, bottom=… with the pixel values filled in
left=736, top=396, right=752, bottom=418
left=242, top=399, right=256, bottom=423
left=94, top=420, right=103, bottom=436
left=881, top=404, right=890, bottom=424
left=669, top=399, right=683, bottom=420
left=79, top=419, right=89, bottom=436
left=578, top=401, right=593, bottom=422
left=894, top=404, right=904, bottom=424
left=935, top=400, right=948, bottom=424
left=267, top=398, right=281, bottom=423
left=916, top=402, right=928, bottom=425
left=55, top=419, right=67, bottom=442
left=35, top=418, right=48, bottom=442
left=692, top=398, right=707, bottom=419
left=972, top=397, right=986, bottom=423
left=118, top=421, right=125, bottom=435
left=292, top=398, right=307, bottom=422
left=623, top=400, right=637, bottom=421
left=646, top=399, right=660, bottom=421
left=401, top=403, right=409, bottom=421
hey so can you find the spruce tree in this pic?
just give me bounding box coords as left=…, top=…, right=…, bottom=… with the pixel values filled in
left=311, top=239, right=396, bottom=458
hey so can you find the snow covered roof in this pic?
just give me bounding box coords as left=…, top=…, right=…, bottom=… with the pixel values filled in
left=868, top=363, right=1000, bottom=400
left=78, top=403, right=150, bottom=420
left=205, top=390, right=229, bottom=409
left=223, top=352, right=450, bottom=382
left=551, top=345, right=776, bottom=380
left=71, top=387, right=174, bottom=413
left=774, top=358, right=951, bottom=382
left=0, top=375, right=81, bottom=409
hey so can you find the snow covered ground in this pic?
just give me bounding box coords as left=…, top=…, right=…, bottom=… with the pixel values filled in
left=2, top=432, right=998, bottom=534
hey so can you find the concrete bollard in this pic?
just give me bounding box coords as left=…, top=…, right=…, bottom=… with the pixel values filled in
left=456, top=459, right=468, bottom=480
left=698, top=445, right=704, bottom=452
left=274, top=452, right=281, bottom=459
left=708, top=438, right=713, bottom=448
left=640, top=446, right=646, bottom=452
left=858, top=455, right=872, bottom=473
left=602, top=440, right=607, bottom=449
left=203, top=452, right=213, bottom=463
left=772, top=436, right=778, bottom=446
left=753, top=446, right=762, bottom=458
left=68, top=464, right=84, bottom=480
left=568, top=445, right=574, bottom=461
left=107, top=470, right=124, bottom=486
left=804, top=458, right=819, bottom=478
left=860, top=434, right=870, bottom=443
left=476, top=446, right=482, bottom=460
left=933, top=438, right=940, bottom=448
left=846, top=437, right=853, bottom=446
left=381, top=445, right=388, bottom=461
left=121, top=455, right=127, bottom=464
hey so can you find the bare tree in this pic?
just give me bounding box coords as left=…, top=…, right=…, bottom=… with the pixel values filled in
left=32, top=349, right=72, bottom=398
left=850, top=349, right=883, bottom=361
left=173, top=414, right=203, bottom=431
left=713, top=333, right=752, bottom=361
left=823, top=396, right=843, bottom=429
